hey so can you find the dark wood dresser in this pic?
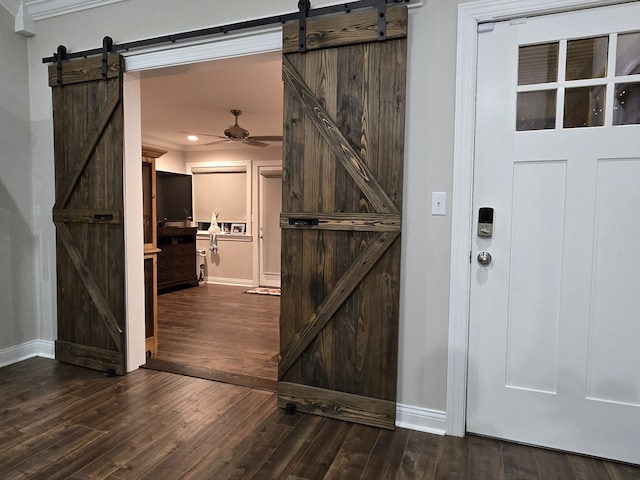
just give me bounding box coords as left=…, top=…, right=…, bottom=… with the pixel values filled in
left=157, top=226, right=198, bottom=290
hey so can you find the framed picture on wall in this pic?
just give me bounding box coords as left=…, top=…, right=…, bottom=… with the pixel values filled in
left=230, top=223, right=246, bottom=234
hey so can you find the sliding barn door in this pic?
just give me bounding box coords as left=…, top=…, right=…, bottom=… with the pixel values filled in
left=48, top=54, right=126, bottom=375
left=279, top=5, right=408, bottom=429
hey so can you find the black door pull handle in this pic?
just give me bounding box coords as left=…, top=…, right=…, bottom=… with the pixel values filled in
left=289, top=218, right=319, bottom=226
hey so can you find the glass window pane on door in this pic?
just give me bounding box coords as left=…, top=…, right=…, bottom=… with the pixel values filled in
left=517, top=90, right=557, bottom=131
left=613, top=31, right=640, bottom=125
left=518, top=43, right=559, bottom=85
left=616, top=31, right=640, bottom=76
left=614, top=82, right=640, bottom=125
left=566, top=36, right=608, bottom=80
left=564, top=86, right=606, bottom=128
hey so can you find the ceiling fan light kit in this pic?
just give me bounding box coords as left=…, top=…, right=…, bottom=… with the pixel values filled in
left=224, top=110, right=251, bottom=141
left=184, top=109, right=283, bottom=148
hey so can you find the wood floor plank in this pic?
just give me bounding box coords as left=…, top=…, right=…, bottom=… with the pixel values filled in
left=397, top=430, right=441, bottom=480
left=23, top=370, right=187, bottom=435
left=252, top=413, right=327, bottom=479
left=568, top=455, right=613, bottom=480
left=160, top=392, right=277, bottom=480
left=323, top=424, right=381, bottom=480
left=138, top=389, right=275, bottom=480
left=1, top=426, right=105, bottom=480
left=533, top=447, right=576, bottom=480
left=0, top=421, right=85, bottom=472
left=502, top=441, right=540, bottom=480
left=67, top=375, right=244, bottom=480
left=1, top=358, right=639, bottom=480
left=32, top=421, right=154, bottom=480
left=156, top=284, right=279, bottom=382
left=360, top=427, right=410, bottom=479
left=433, top=435, right=469, bottom=480
left=287, top=420, right=353, bottom=479
left=605, top=462, right=640, bottom=480
left=196, top=410, right=295, bottom=480
left=468, top=435, right=505, bottom=480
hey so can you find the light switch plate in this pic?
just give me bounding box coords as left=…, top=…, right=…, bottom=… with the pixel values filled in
left=432, top=192, right=446, bottom=215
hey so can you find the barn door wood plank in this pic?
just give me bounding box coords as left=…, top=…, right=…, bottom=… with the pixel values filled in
left=278, top=382, right=395, bottom=429
left=52, top=84, right=120, bottom=211
left=52, top=209, right=121, bottom=224
left=47, top=52, right=121, bottom=87
left=282, top=55, right=399, bottom=215
left=278, top=231, right=399, bottom=379
left=55, top=222, right=124, bottom=347
left=282, top=4, right=408, bottom=54
left=55, top=340, right=124, bottom=375
left=280, top=212, right=401, bottom=232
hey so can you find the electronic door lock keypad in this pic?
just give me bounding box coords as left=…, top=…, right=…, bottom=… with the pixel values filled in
left=477, top=207, right=494, bottom=238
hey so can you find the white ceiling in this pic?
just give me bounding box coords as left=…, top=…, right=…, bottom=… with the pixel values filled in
left=140, top=51, right=283, bottom=150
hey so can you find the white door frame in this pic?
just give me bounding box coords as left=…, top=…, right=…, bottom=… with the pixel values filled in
left=447, top=0, right=635, bottom=437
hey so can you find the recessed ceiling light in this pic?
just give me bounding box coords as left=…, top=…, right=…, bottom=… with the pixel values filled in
left=187, top=135, right=199, bottom=141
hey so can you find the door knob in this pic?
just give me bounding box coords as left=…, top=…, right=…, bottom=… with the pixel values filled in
left=477, top=251, right=492, bottom=266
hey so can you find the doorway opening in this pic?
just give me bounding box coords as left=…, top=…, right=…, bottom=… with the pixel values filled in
left=136, top=50, right=283, bottom=391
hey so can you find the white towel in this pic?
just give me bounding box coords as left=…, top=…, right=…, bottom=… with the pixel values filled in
left=207, top=210, right=222, bottom=252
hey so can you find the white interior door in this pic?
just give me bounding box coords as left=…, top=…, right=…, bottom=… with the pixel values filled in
left=468, top=3, right=640, bottom=464
left=258, top=168, right=282, bottom=287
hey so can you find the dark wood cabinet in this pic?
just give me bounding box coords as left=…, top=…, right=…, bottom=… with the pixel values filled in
left=157, top=226, right=198, bottom=290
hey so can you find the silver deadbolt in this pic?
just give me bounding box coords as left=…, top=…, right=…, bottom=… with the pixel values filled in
left=477, top=251, right=492, bottom=266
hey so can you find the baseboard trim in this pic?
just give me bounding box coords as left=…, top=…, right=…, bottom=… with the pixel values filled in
left=0, top=340, right=55, bottom=368
left=396, top=403, right=447, bottom=435
left=206, top=276, right=253, bottom=287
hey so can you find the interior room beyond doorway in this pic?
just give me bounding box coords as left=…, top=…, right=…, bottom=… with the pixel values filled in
left=139, top=51, right=283, bottom=388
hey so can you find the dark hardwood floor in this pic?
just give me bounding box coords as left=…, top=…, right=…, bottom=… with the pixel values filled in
left=151, top=284, right=279, bottom=390
left=1, top=357, right=639, bottom=479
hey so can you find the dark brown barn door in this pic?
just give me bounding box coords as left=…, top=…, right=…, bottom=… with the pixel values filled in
left=48, top=54, right=126, bottom=375
left=279, top=5, right=408, bottom=429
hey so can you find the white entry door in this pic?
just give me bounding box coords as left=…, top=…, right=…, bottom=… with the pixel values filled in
left=468, top=3, right=640, bottom=464
left=258, top=168, right=282, bottom=287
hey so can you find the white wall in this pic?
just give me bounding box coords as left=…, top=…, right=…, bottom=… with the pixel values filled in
left=150, top=144, right=186, bottom=173
left=0, top=6, right=37, bottom=351
left=188, top=146, right=282, bottom=286
left=25, top=0, right=466, bottom=415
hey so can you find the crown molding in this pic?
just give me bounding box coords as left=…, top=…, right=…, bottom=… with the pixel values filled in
left=0, top=0, right=20, bottom=16
left=25, top=0, right=126, bottom=21
left=6, top=0, right=126, bottom=36
left=11, top=0, right=420, bottom=36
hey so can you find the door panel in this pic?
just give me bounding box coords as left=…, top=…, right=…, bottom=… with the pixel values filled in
left=49, top=54, right=126, bottom=375
left=259, top=171, right=282, bottom=288
left=468, top=4, right=640, bottom=463
left=279, top=5, right=407, bottom=429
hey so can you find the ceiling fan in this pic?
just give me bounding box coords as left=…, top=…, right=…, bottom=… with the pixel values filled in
left=188, top=109, right=282, bottom=148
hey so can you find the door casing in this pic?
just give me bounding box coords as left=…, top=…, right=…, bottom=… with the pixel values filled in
left=448, top=0, right=637, bottom=437
left=252, top=160, right=283, bottom=287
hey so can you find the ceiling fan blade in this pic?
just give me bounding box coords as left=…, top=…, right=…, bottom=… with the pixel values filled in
left=204, top=139, right=231, bottom=146
left=179, top=130, right=226, bottom=139
left=243, top=138, right=269, bottom=148
left=249, top=136, right=283, bottom=142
